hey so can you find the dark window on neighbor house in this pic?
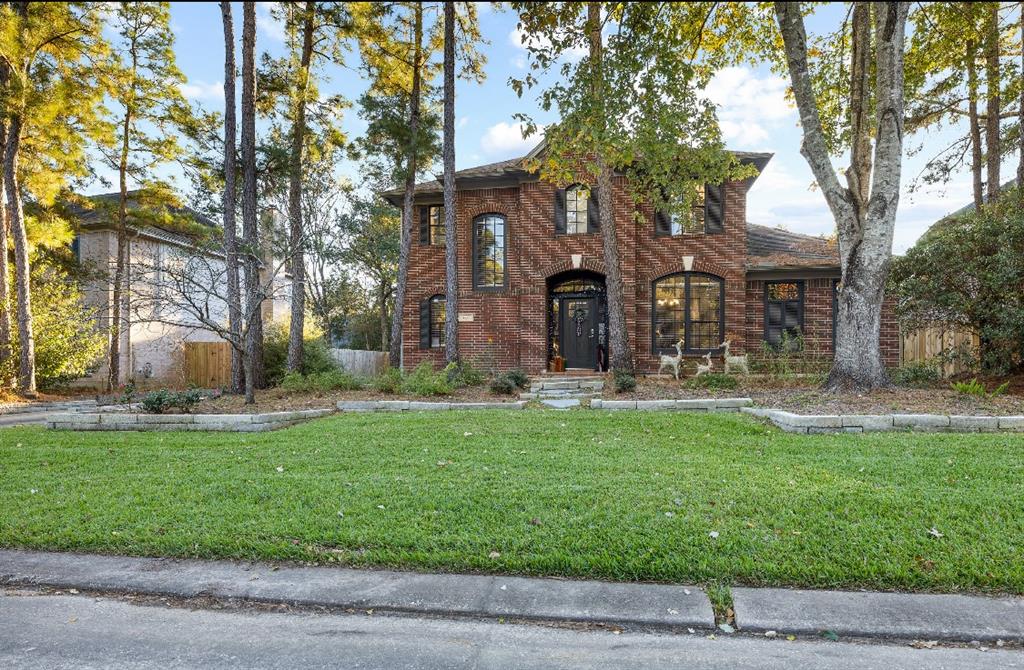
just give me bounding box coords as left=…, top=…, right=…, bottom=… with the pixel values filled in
left=473, top=213, right=506, bottom=289
left=652, top=272, right=724, bottom=353
left=429, top=295, right=446, bottom=348
left=429, top=205, right=445, bottom=246
left=765, top=281, right=804, bottom=349
left=565, top=185, right=589, bottom=234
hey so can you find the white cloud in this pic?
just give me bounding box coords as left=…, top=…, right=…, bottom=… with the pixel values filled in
left=480, top=121, right=545, bottom=157
left=179, top=80, right=225, bottom=102
left=704, top=66, right=794, bottom=150
left=256, top=2, right=286, bottom=42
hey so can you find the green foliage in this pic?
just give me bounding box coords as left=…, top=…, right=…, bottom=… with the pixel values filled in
left=371, top=368, right=403, bottom=394
left=280, top=370, right=364, bottom=393
left=504, top=369, right=530, bottom=390
left=686, top=373, right=738, bottom=391
left=2, top=263, right=105, bottom=390
left=890, top=362, right=941, bottom=387
left=890, top=194, right=1024, bottom=374
left=613, top=370, right=636, bottom=393
left=263, top=322, right=337, bottom=386
left=445, top=361, right=485, bottom=388
left=951, top=377, right=1010, bottom=399
left=400, top=362, right=453, bottom=396
left=139, top=388, right=203, bottom=414
left=489, top=375, right=517, bottom=396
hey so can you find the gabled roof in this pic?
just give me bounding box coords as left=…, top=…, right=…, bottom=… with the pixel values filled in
left=68, top=190, right=219, bottom=249
left=745, top=223, right=838, bottom=271
left=381, top=139, right=772, bottom=205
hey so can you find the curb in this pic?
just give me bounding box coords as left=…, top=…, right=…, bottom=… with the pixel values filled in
left=0, top=549, right=713, bottom=631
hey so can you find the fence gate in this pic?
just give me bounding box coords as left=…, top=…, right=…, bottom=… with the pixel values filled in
left=899, top=327, right=979, bottom=377
left=184, top=341, right=232, bottom=388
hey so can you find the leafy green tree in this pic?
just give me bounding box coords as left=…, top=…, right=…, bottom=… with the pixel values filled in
left=511, top=1, right=749, bottom=373
left=98, top=2, right=192, bottom=391
left=0, top=1, right=108, bottom=395
left=890, top=193, right=1024, bottom=373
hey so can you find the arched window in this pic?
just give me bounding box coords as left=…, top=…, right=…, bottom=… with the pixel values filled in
left=652, top=272, right=724, bottom=353
left=473, top=213, right=507, bottom=289
left=566, top=185, right=589, bottom=234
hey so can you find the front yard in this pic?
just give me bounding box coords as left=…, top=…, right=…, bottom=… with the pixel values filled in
left=3, top=410, right=1023, bottom=593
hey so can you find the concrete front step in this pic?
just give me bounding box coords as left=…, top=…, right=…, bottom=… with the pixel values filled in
left=520, top=391, right=601, bottom=400
left=529, top=380, right=605, bottom=392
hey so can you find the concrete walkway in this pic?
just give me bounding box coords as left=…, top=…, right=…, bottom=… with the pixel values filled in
left=1, top=549, right=1022, bottom=644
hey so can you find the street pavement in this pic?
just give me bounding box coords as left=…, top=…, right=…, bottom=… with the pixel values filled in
left=1, top=589, right=1019, bottom=670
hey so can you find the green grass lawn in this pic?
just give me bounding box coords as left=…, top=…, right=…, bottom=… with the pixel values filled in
left=2, top=411, right=1023, bottom=593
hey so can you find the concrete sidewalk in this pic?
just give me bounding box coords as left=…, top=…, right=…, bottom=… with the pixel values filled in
left=1, top=549, right=1022, bottom=643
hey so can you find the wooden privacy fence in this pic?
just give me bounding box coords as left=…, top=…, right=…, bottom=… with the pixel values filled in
left=329, top=348, right=389, bottom=377
left=184, top=341, right=233, bottom=388
left=900, top=327, right=979, bottom=377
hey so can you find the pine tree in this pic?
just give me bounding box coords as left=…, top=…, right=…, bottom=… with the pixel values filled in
left=221, top=1, right=243, bottom=394
left=241, top=1, right=263, bottom=400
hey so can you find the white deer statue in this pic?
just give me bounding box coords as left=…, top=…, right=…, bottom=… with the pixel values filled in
left=694, top=351, right=714, bottom=377
left=658, top=339, right=685, bottom=380
left=720, top=339, right=749, bottom=376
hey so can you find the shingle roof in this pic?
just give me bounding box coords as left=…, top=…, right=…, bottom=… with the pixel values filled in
left=746, top=223, right=838, bottom=270
left=69, top=190, right=218, bottom=229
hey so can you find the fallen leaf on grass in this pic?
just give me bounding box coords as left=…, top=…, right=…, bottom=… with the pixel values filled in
left=708, top=531, right=719, bottom=539
left=488, top=551, right=501, bottom=559
left=928, top=527, right=944, bottom=539
left=275, top=466, right=284, bottom=473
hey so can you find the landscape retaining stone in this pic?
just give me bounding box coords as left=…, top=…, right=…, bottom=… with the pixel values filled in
left=892, top=414, right=950, bottom=430
left=841, top=415, right=894, bottom=431
left=749, top=409, right=1024, bottom=434
left=948, top=415, right=999, bottom=432
left=637, top=400, right=677, bottom=411
left=46, top=409, right=331, bottom=433
left=999, top=416, right=1024, bottom=431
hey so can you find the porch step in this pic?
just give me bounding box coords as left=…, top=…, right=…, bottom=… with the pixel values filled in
left=520, top=390, right=601, bottom=400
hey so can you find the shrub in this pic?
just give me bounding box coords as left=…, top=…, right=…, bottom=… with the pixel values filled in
left=262, top=321, right=337, bottom=386
left=613, top=370, right=636, bottom=393
left=890, top=361, right=941, bottom=387
left=140, top=389, right=175, bottom=414
left=952, top=377, right=1011, bottom=398
left=445, top=360, right=486, bottom=388
left=686, top=373, right=738, bottom=390
left=372, top=368, right=403, bottom=394
left=401, top=362, right=453, bottom=396
left=504, top=368, right=530, bottom=389
left=280, top=370, right=363, bottom=393
left=175, top=388, right=202, bottom=413
left=489, top=374, right=517, bottom=395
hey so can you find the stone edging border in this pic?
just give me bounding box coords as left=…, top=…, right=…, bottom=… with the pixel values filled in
left=592, top=398, right=752, bottom=411
left=46, top=409, right=333, bottom=432
left=1, top=400, right=97, bottom=416
left=338, top=400, right=527, bottom=412
left=742, top=407, right=1024, bottom=434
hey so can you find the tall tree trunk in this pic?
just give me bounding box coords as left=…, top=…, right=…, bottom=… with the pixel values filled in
left=0, top=113, right=11, bottom=387
left=1019, top=11, right=1024, bottom=189
left=388, top=3, right=423, bottom=370
left=588, top=1, right=632, bottom=373
left=221, top=1, right=243, bottom=394
left=286, top=2, right=315, bottom=373
left=241, top=1, right=263, bottom=398
left=984, top=2, right=1000, bottom=203
left=379, top=283, right=388, bottom=352
left=775, top=1, right=908, bottom=392
left=967, top=39, right=984, bottom=211
left=108, top=100, right=133, bottom=392
left=442, top=1, right=459, bottom=366
left=2, top=115, right=35, bottom=395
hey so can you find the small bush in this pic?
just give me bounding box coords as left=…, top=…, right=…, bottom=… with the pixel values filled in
left=445, top=361, right=486, bottom=388
left=140, top=389, right=175, bottom=414
left=686, top=373, right=738, bottom=390
left=280, top=370, right=363, bottom=393
left=613, top=370, right=636, bottom=393
left=504, top=368, right=530, bottom=389
left=262, top=321, right=337, bottom=386
left=489, top=374, right=517, bottom=395
left=890, top=361, right=941, bottom=387
left=952, top=377, right=1011, bottom=398
left=372, top=368, right=403, bottom=394
left=401, top=362, right=453, bottom=396
left=175, top=388, right=202, bottom=413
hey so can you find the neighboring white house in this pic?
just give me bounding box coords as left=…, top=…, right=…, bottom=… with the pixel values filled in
left=70, top=191, right=291, bottom=388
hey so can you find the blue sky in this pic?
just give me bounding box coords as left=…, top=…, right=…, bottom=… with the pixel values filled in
left=108, top=1, right=1006, bottom=253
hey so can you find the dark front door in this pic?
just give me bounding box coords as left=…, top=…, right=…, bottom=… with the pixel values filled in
left=560, top=297, right=597, bottom=369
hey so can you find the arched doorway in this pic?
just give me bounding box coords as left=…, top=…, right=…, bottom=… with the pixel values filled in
left=547, top=270, right=608, bottom=371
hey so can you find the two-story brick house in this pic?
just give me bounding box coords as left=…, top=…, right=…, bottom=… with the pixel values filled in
left=385, top=141, right=899, bottom=374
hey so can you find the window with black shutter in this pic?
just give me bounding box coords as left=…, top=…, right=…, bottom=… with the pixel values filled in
left=764, top=281, right=804, bottom=350
left=565, top=184, right=589, bottom=234
left=420, top=295, right=446, bottom=348
left=473, top=213, right=506, bottom=290
left=655, top=184, right=706, bottom=236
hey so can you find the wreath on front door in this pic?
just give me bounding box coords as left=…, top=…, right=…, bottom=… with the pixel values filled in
left=571, top=305, right=589, bottom=337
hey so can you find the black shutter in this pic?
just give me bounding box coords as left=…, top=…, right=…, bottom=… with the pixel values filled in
left=587, top=186, right=600, bottom=232
left=419, top=206, right=430, bottom=244
left=554, top=188, right=567, bottom=234
left=419, top=298, right=431, bottom=348
left=654, top=210, right=671, bottom=236
left=704, top=184, right=724, bottom=234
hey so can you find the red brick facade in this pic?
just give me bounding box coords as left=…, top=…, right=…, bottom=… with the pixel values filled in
left=400, top=173, right=899, bottom=374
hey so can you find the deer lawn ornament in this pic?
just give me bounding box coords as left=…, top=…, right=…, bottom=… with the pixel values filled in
left=695, top=351, right=713, bottom=377
left=720, top=339, right=749, bottom=375
left=659, top=339, right=685, bottom=380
